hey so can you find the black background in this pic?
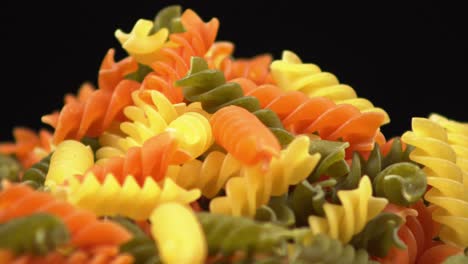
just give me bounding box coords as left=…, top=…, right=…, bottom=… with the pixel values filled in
left=1, top=1, right=466, bottom=141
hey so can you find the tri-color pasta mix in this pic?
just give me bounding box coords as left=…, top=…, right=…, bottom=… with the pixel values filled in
left=0, top=5, right=467, bottom=264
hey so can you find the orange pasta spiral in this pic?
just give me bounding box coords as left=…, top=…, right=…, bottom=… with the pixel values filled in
left=82, top=131, right=179, bottom=185
left=44, top=49, right=140, bottom=144
left=143, top=9, right=220, bottom=103
left=0, top=184, right=132, bottom=248
left=232, top=78, right=386, bottom=156
left=210, top=105, right=281, bottom=166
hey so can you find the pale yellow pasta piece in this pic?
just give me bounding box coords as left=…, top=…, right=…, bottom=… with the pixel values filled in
left=115, top=19, right=169, bottom=65
left=66, top=174, right=200, bottom=221
left=270, top=50, right=390, bottom=124
left=150, top=203, right=207, bottom=264
left=308, top=176, right=388, bottom=243
left=45, top=140, right=94, bottom=187
left=209, top=135, right=321, bottom=217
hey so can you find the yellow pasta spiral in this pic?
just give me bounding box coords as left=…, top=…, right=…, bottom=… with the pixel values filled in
left=96, top=90, right=213, bottom=164
left=45, top=140, right=94, bottom=187
left=402, top=117, right=468, bottom=247
left=115, top=19, right=169, bottom=65
left=150, top=203, right=207, bottom=264
left=66, top=173, right=200, bottom=221
left=308, top=176, right=388, bottom=244
left=166, top=151, right=242, bottom=198
left=270, top=50, right=390, bottom=124
left=209, top=135, right=321, bottom=217
left=429, top=113, right=468, bottom=178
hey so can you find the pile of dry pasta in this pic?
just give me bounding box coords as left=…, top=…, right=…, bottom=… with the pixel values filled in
left=1, top=5, right=467, bottom=264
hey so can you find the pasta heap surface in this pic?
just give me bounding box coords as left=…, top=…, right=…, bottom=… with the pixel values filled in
left=0, top=5, right=466, bottom=264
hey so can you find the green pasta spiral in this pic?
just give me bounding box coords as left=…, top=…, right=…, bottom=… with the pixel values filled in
left=289, top=180, right=335, bottom=227
left=255, top=195, right=296, bottom=227
left=307, top=140, right=350, bottom=182
left=108, top=216, right=147, bottom=237
left=0, top=213, right=70, bottom=255
left=197, top=212, right=292, bottom=257
left=350, top=213, right=405, bottom=258
left=0, top=154, right=21, bottom=182
left=331, top=139, right=426, bottom=206
left=21, top=153, right=52, bottom=189
left=291, top=233, right=376, bottom=264
left=373, top=162, right=427, bottom=206
left=120, top=236, right=161, bottom=264
left=150, top=5, right=184, bottom=34
left=176, top=56, right=294, bottom=146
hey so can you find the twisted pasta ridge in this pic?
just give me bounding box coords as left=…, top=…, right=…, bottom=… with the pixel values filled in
left=205, top=41, right=234, bottom=69
left=308, top=176, right=388, bottom=244
left=140, top=8, right=220, bottom=103
left=0, top=154, right=20, bottom=182
left=210, top=105, right=281, bottom=166
left=402, top=118, right=468, bottom=247
left=197, top=211, right=291, bottom=257
left=150, top=203, right=207, bottom=264
left=255, top=195, right=296, bottom=227
left=45, top=50, right=140, bottom=144
left=270, top=50, right=390, bottom=124
left=232, top=77, right=386, bottom=156
left=97, top=89, right=212, bottom=165
left=210, top=135, right=320, bottom=217
left=0, top=127, right=53, bottom=169
left=307, top=139, right=350, bottom=181
left=176, top=56, right=295, bottom=146
left=166, top=150, right=242, bottom=198
left=0, top=245, right=134, bottom=264
left=289, top=180, right=336, bottom=227
left=0, top=213, right=69, bottom=256
left=84, top=131, right=179, bottom=185
left=429, top=113, right=468, bottom=176
left=45, top=140, right=94, bottom=188
left=66, top=173, right=200, bottom=220
left=0, top=184, right=132, bottom=248
left=350, top=212, right=405, bottom=258
left=115, top=20, right=169, bottom=65
left=21, top=153, right=52, bottom=189
left=151, top=5, right=184, bottom=34
left=292, top=233, right=374, bottom=264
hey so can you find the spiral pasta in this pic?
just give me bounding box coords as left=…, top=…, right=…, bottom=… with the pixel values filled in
left=21, top=153, right=52, bottom=189
left=0, top=183, right=132, bottom=248
left=0, top=213, right=69, bottom=256
left=45, top=50, right=140, bottom=144
left=210, top=105, right=281, bottom=166
left=197, top=211, right=291, bottom=257
left=45, top=140, right=94, bottom=188
left=293, top=233, right=374, bottom=264
left=96, top=89, right=212, bottom=165
left=429, top=113, right=468, bottom=175
left=120, top=236, right=160, bottom=264
left=270, top=50, right=390, bottom=124
left=150, top=203, right=207, bottom=264
left=85, top=131, right=179, bottom=185
left=402, top=117, right=468, bottom=247
left=232, top=77, right=386, bottom=156
left=210, top=135, right=320, bottom=216
left=66, top=173, right=200, bottom=220
left=165, top=150, right=242, bottom=198
left=220, top=54, right=274, bottom=85
left=308, top=176, right=388, bottom=244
